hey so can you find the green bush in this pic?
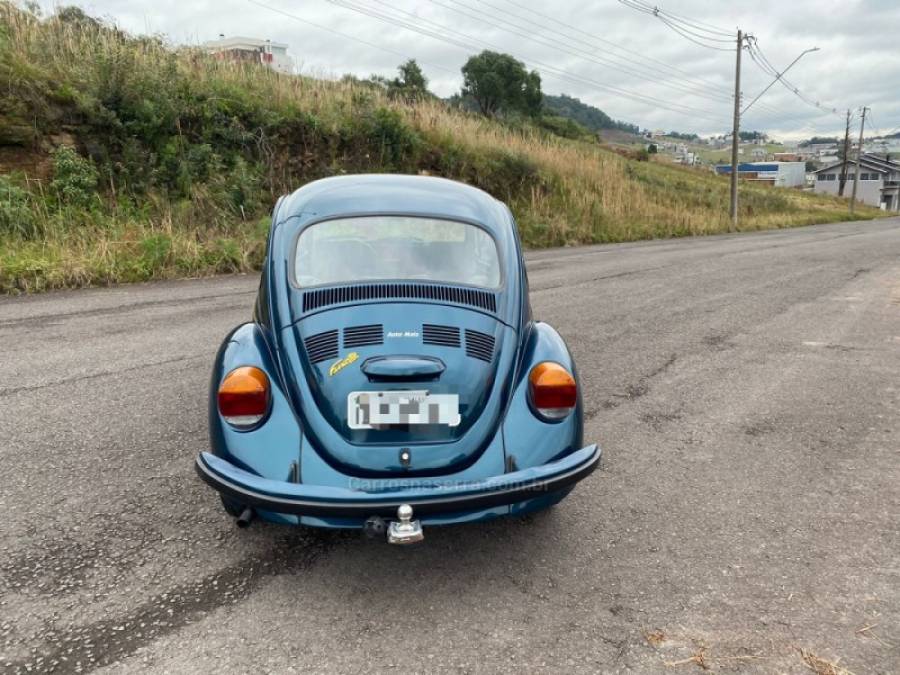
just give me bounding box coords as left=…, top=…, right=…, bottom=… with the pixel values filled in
left=218, top=157, right=262, bottom=216
left=368, top=107, right=421, bottom=168
left=538, top=114, right=591, bottom=140
left=50, top=146, right=98, bottom=208
left=139, top=233, right=172, bottom=270
left=0, top=2, right=884, bottom=294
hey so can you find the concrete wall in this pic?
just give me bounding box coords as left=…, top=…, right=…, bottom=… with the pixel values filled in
left=814, top=176, right=883, bottom=207
left=267, top=47, right=293, bottom=74
left=776, top=163, right=806, bottom=188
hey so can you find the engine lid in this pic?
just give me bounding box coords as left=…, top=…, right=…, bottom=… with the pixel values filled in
left=278, top=302, right=516, bottom=476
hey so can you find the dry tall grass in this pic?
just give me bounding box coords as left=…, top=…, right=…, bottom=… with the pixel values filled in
left=0, top=3, right=884, bottom=292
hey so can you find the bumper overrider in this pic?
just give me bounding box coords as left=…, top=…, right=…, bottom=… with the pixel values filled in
left=195, top=444, right=601, bottom=519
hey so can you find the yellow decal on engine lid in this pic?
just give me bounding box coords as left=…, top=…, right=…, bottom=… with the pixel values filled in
left=329, top=351, right=359, bottom=377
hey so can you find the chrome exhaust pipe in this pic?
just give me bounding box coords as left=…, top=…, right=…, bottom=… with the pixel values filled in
left=236, top=506, right=255, bottom=528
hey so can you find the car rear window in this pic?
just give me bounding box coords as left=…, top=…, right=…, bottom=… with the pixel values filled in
left=294, top=216, right=501, bottom=289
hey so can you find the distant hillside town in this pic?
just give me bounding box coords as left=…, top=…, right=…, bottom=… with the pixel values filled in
left=641, top=130, right=900, bottom=211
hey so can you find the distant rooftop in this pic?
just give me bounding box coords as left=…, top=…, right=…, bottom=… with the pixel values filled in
left=203, top=36, right=288, bottom=50
left=814, top=153, right=900, bottom=174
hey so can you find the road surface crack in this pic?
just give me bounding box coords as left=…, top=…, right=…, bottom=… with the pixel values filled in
left=0, top=354, right=207, bottom=398
left=588, top=353, right=677, bottom=416
left=6, top=531, right=349, bottom=674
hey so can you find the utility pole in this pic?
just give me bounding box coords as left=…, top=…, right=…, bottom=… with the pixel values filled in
left=838, top=109, right=851, bottom=197
left=849, top=106, right=868, bottom=215
left=729, top=29, right=743, bottom=231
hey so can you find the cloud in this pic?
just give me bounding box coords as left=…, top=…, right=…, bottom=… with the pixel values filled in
left=41, top=0, right=900, bottom=139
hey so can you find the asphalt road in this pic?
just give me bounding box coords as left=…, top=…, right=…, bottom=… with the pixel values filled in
left=2, top=218, right=899, bottom=674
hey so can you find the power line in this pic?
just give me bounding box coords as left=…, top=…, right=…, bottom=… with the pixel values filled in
left=746, top=37, right=841, bottom=116
left=617, top=0, right=733, bottom=36
left=494, top=0, right=828, bottom=122
left=333, top=1, right=483, bottom=53
left=250, top=0, right=845, bottom=139
left=492, top=0, right=735, bottom=96
left=442, top=0, right=804, bottom=124
left=323, top=0, right=730, bottom=123
left=426, top=0, right=735, bottom=105
left=617, top=0, right=736, bottom=50
left=651, top=15, right=736, bottom=51
left=243, top=0, right=458, bottom=74
left=743, top=104, right=849, bottom=130
left=742, top=47, right=820, bottom=116
left=617, top=0, right=846, bottom=133
left=623, top=0, right=735, bottom=37
left=462, top=0, right=842, bottom=132
left=617, top=0, right=735, bottom=41
left=457, top=0, right=739, bottom=104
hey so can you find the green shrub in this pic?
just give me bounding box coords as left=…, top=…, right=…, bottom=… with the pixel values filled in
left=218, top=157, right=262, bottom=216
left=139, top=233, right=172, bottom=269
left=202, top=237, right=243, bottom=273
left=50, top=146, right=98, bottom=208
left=0, top=2, right=885, bottom=294
left=538, top=115, right=591, bottom=140
left=368, top=107, right=421, bottom=168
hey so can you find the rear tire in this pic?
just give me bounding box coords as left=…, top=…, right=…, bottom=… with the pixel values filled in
left=220, top=495, right=244, bottom=518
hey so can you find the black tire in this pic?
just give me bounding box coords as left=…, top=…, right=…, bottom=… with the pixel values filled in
left=220, top=495, right=245, bottom=518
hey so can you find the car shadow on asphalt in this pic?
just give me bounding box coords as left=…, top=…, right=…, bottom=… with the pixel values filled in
left=245, top=504, right=570, bottom=582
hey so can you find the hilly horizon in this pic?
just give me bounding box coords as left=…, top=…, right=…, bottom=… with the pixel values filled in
left=0, top=3, right=883, bottom=293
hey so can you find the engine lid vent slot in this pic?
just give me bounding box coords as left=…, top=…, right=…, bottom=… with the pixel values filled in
left=302, top=283, right=497, bottom=314
left=343, top=324, right=384, bottom=348
left=422, top=324, right=461, bottom=348
left=465, top=329, right=495, bottom=362
left=304, top=329, right=339, bottom=363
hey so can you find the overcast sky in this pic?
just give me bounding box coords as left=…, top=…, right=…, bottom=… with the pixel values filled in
left=40, top=0, right=900, bottom=140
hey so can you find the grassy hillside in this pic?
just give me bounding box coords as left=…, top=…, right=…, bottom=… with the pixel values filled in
left=0, top=5, right=882, bottom=293
left=543, top=93, right=639, bottom=135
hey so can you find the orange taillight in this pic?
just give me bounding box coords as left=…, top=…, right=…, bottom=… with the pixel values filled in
left=528, top=362, right=577, bottom=420
left=218, top=366, right=270, bottom=428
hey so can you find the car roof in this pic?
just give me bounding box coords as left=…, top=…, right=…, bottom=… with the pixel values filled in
left=275, top=174, right=510, bottom=232
left=265, top=174, right=526, bottom=330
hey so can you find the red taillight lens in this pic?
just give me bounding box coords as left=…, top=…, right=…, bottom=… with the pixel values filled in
left=529, top=362, right=577, bottom=420
left=218, top=366, right=270, bottom=428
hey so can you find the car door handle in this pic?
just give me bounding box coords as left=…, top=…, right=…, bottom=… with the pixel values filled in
left=360, top=356, right=445, bottom=381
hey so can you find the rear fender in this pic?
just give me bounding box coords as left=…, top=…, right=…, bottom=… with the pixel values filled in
left=208, top=323, right=302, bottom=481
left=502, top=322, right=583, bottom=471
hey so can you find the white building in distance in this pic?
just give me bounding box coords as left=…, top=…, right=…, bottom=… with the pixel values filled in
left=715, top=161, right=807, bottom=188
left=203, top=36, right=293, bottom=74
left=813, top=154, right=900, bottom=211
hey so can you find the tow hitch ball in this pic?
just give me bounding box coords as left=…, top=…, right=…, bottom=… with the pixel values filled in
left=365, top=504, right=424, bottom=544
left=387, top=504, right=424, bottom=544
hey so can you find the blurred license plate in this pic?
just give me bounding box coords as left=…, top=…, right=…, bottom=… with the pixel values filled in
left=348, top=390, right=460, bottom=429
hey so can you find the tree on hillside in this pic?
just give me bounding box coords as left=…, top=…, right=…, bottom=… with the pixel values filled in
left=53, top=5, right=99, bottom=25
left=349, top=60, right=432, bottom=102
left=666, top=131, right=699, bottom=142
left=739, top=130, right=767, bottom=142
left=542, top=94, right=638, bottom=134
left=460, top=51, right=542, bottom=117
left=799, top=136, right=839, bottom=147
left=387, top=59, right=431, bottom=103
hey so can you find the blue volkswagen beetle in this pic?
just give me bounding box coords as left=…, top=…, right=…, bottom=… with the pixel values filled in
left=195, top=174, right=600, bottom=543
